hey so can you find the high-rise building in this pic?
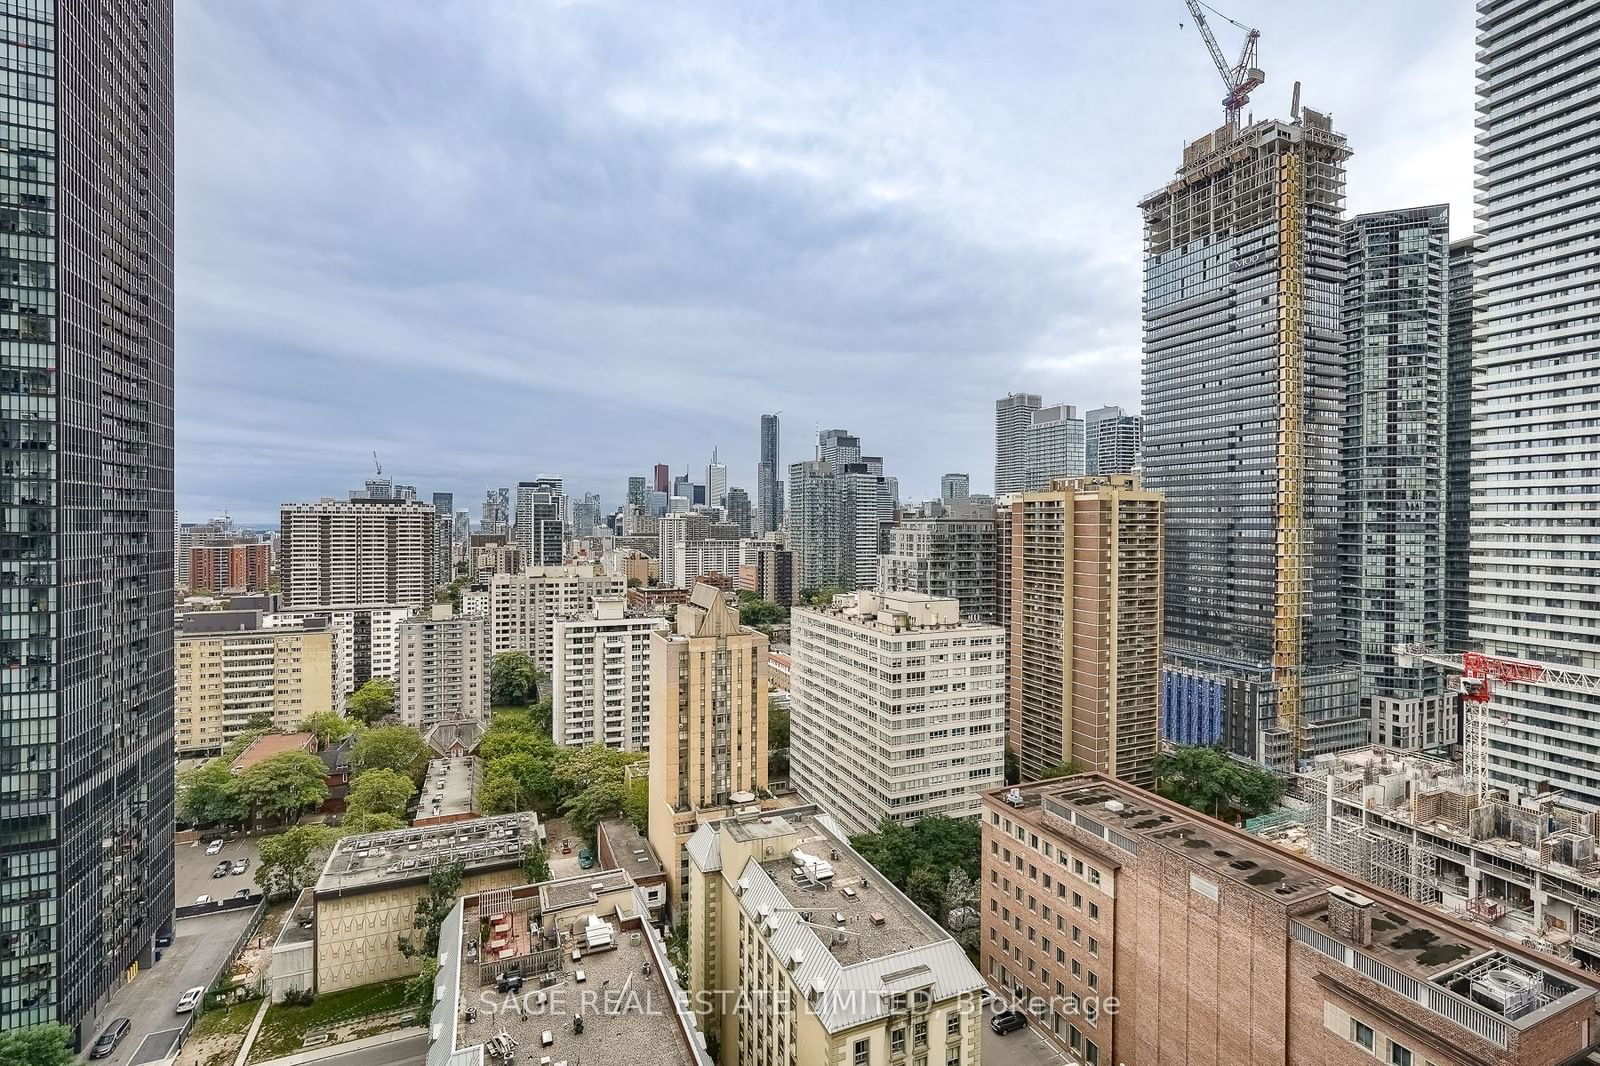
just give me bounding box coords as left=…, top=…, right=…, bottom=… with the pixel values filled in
left=571, top=491, right=602, bottom=538
left=280, top=497, right=439, bottom=611
left=706, top=449, right=728, bottom=508
left=481, top=488, right=510, bottom=536
left=994, top=392, right=1043, bottom=494
left=657, top=513, right=710, bottom=587
left=627, top=476, right=648, bottom=508
left=0, top=6, right=183, bottom=1029
left=999, top=476, right=1163, bottom=784
left=432, top=491, right=453, bottom=515
left=723, top=486, right=752, bottom=535
left=1140, top=106, right=1364, bottom=770
left=1340, top=206, right=1453, bottom=750
left=396, top=605, right=491, bottom=732
left=175, top=613, right=334, bottom=756
left=757, top=413, right=783, bottom=533
left=266, top=605, right=412, bottom=704
left=980, top=774, right=1599, bottom=1066
left=941, top=472, right=970, bottom=500
left=187, top=542, right=273, bottom=593
left=488, top=564, right=625, bottom=673
left=816, top=428, right=861, bottom=465
left=1445, top=236, right=1476, bottom=653
left=514, top=477, right=565, bottom=566
left=790, top=591, right=1005, bottom=835
left=787, top=460, right=842, bottom=590
left=877, top=513, right=998, bottom=622
left=648, top=583, right=768, bottom=908
left=1024, top=403, right=1086, bottom=490
left=1084, top=405, right=1142, bottom=475
left=551, top=597, right=659, bottom=751
left=1470, top=1, right=1600, bottom=800
left=738, top=541, right=795, bottom=606
left=653, top=463, right=670, bottom=494
left=787, top=429, right=892, bottom=591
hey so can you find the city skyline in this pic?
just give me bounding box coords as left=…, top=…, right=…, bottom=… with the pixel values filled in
left=175, top=1, right=1474, bottom=522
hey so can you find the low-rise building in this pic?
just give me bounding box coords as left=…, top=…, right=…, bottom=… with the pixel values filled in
left=982, top=774, right=1600, bottom=1066
left=413, top=755, right=480, bottom=827
left=596, top=818, right=667, bottom=916
left=229, top=731, right=317, bottom=772
left=396, top=604, right=491, bottom=731
left=313, top=813, right=542, bottom=992
left=686, top=810, right=986, bottom=1066
left=552, top=597, right=660, bottom=750
left=489, top=564, right=624, bottom=671
left=175, top=612, right=334, bottom=755
left=790, top=591, right=1004, bottom=835
left=469, top=539, right=524, bottom=579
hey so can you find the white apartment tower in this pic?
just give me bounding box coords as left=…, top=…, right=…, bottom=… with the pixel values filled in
left=396, top=605, right=491, bottom=731
left=552, top=597, right=661, bottom=750
left=789, top=590, right=1005, bottom=836
left=488, top=564, right=625, bottom=672
left=279, top=497, right=439, bottom=611
left=1469, top=1, right=1600, bottom=800
left=266, top=604, right=413, bottom=704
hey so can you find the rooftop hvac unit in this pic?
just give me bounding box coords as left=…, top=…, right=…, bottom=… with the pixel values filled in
left=1470, top=969, right=1538, bottom=1018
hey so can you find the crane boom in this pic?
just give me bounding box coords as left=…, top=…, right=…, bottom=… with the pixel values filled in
left=1183, top=0, right=1266, bottom=127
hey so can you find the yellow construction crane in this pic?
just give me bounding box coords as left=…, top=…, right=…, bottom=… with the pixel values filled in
left=1182, top=0, right=1265, bottom=127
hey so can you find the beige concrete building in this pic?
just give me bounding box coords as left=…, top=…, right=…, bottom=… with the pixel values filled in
left=469, top=538, right=524, bottom=579
left=551, top=596, right=660, bottom=750
left=312, top=812, right=541, bottom=993
left=790, top=591, right=1005, bottom=835
left=981, top=774, right=1600, bottom=1066
left=396, top=604, right=490, bottom=731
left=685, top=810, right=985, bottom=1066
left=998, top=474, right=1163, bottom=785
left=488, top=563, right=624, bottom=671
left=279, top=496, right=439, bottom=611
left=266, top=604, right=412, bottom=704
left=648, top=583, right=769, bottom=911
left=174, top=615, right=335, bottom=756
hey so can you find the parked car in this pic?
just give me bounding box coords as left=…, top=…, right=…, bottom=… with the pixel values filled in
left=978, top=988, right=998, bottom=1010
left=989, top=1010, right=1027, bottom=1035
left=195, top=894, right=211, bottom=905
left=233, top=888, right=251, bottom=899
left=577, top=847, right=595, bottom=870
left=89, top=1018, right=131, bottom=1059
left=231, top=858, right=248, bottom=875
left=205, top=839, right=224, bottom=855
left=211, top=862, right=230, bottom=879
left=175, top=986, right=205, bottom=1013
left=155, top=932, right=173, bottom=948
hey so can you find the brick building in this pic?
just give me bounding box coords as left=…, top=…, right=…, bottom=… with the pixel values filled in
left=187, top=541, right=273, bottom=592
left=980, top=774, right=1600, bottom=1066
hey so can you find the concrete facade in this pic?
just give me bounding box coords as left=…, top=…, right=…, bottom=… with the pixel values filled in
left=279, top=497, right=439, bottom=611
left=175, top=619, right=335, bottom=755
left=552, top=597, right=660, bottom=750
left=396, top=604, right=491, bottom=732
left=488, top=564, right=625, bottom=672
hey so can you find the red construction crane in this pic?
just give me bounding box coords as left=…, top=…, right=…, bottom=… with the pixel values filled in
left=1182, top=0, right=1265, bottom=128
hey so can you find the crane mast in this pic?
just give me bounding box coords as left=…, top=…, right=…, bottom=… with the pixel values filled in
left=1183, top=0, right=1266, bottom=127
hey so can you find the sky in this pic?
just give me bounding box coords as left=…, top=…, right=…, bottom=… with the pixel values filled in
left=175, top=1, right=1476, bottom=523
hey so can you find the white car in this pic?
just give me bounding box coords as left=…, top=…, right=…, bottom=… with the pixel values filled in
left=195, top=894, right=211, bottom=906
left=175, top=986, right=205, bottom=1014
left=205, top=840, right=223, bottom=855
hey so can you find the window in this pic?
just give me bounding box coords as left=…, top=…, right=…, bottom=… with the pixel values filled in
left=892, top=1028, right=906, bottom=1055
left=855, top=1039, right=870, bottom=1066
left=1071, top=960, right=1082, bottom=979
left=1388, top=1043, right=1412, bottom=1066
left=1087, top=971, right=1098, bottom=990
left=1352, top=1020, right=1374, bottom=1051
left=1073, top=892, right=1083, bottom=910
left=946, top=1013, right=960, bottom=1037
left=946, top=1054, right=960, bottom=1066
left=914, top=1020, right=927, bottom=1047
left=1073, top=859, right=1084, bottom=875
left=1088, top=902, right=1100, bottom=921
left=1087, top=936, right=1098, bottom=956
left=1084, top=1040, right=1099, bottom=1065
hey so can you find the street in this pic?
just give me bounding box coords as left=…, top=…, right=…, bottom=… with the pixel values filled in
left=79, top=909, right=257, bottom=1065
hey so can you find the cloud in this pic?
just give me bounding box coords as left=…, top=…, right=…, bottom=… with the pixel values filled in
left=176, top=0, right=1474, bottom=520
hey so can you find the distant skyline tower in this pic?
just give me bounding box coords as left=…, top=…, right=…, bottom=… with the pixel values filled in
left=1445, top=236, right=1475, bottom=654
left=1085, top=405, right=1143, bottom=475
left=994, top=392, right=1042, bottom=494
left=627, top=476, right=648, bottom=508
left=1339, top=205, right=1453, bottom=751
left=758, top=413, right=783, bottom=533
left=1141, top=104, right=1364, bottom=769
left=515, top=477, right=565, bottom=566
left=653, top=463, right=670, bottom=494
left=941, top=473, right=969, bottom=500
left=1023, top=404, right=1085, bottom=490
left=707, top=448, right=728, bottom=508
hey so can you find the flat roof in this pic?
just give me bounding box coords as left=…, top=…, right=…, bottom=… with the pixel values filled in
left=416, top=756, right=478, bottom=822
left=230, top=733, right=315, bottom=773
left=597, top=820, right=664, bottom=882
left=315, top=812, right=540, bottom=894
left=540, top=869, right=634, bottom=912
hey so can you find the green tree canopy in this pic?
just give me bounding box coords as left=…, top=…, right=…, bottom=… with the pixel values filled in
left=479, top=752, right=563, bottom=816
left=399, top=860, right=464, bottom=959
left=220, top=728, right=270, bottom=763
left=490, top=650, right=539, bottom=706
left=347, top=678, right=396, bottom=725
left=799, top=586, right=844, bottom=607
left=739, top=598, right=787, bottom=628
left=298, top=711, right=360, bottom=748
left=256, top=824, right=339, bottom=899
left=1154, top=745, right=1283, bottom=821
left=346, top=767, right=417, bottom=821
left=177, top=759, right=247, bottom=828
left=555, top=745, right=645, bottom=839
left=768, top=697, right=790, bottom=779
left=622, top=775, right=649, bottom=833
left=0, top=1023, right=73, bottom=1066
left=245, top=711, right=276, bottom=733
left=1037, top=759, right=1088, bottom=780
left=851, top=816, right=982, bottom=886
left=341, top=811, right=406, bottom=835
left=238, top=751, right=330, bottom=824
left=349, top=725, right=429, bottom=777
left=522, top=842, right=552, bottom=883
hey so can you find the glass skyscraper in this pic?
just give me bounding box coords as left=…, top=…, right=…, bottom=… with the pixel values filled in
left=0, top=0, right=177, bottom=1037
left=757, top=413, right=781, bottom=532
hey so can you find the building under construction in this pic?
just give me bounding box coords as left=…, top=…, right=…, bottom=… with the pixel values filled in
left=1141, top=106, right=1365, bottom=769
left=1292, top=746, right=1600, bottom=971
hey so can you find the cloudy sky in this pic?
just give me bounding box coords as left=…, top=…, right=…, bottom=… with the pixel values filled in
left=176, top=1, right=1475, bottom=523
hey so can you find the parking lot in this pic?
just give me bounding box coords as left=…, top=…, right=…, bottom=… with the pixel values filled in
left=176, top=836, right=262, bottom=907
left=78, top=909, right=256, bottom=1065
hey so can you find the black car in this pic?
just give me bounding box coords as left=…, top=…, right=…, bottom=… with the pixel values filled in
left=90, top=1017, right=131, bottom=1059
left=989, top=1010, right=1027, bottom=1035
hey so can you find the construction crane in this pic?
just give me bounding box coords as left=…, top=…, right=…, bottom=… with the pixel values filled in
left=1182, top=0, right=1265, bottom=127
left=372, top=451, right=382, bottom=477
left=1394, top=644, right=1600, bottom=797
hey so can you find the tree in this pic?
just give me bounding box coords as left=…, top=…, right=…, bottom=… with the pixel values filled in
left=256, top=825, right=339, bottom=899
left=1154, top=745, right=1283, bottom=821
left=350, top=725, right=428, bottom=777
left=490, top=651, right=539, bottom=707
left=0, top=1023, right=73, bottom=1066
left=622, top=775, right=649, bottom=833
left=347, top=678, right=396, bottom=725
left=522, top=842, right=552, bottom=883
left=768, top=697, right=790, bottom=779
left=239, top=751, right=330, bottom=825
left=851, top=816, right=982, bottom=885
left=739, top=598, right=786, bottom=628
left=1004, top=745, right=1020, bottom=786
left=399, top=860, right=464, bottom=958
left=298, top=711, right=358, bottom=748
left=177, top=759, right=247, bottom=828
left=1036, top=759, right=1087, bottom=780
left=246, top=711, right=276, bottom=733
left=404, top=958, right=441, bottom=1025
left=530, top=696, right=553, bottom=738
left=555, top=745, right=644, bottom=839
left=220, top=728, right=269, bottom=763
left=479, top=752, right=563, bottom=815
left=800, top=586, right=843, bottom=607
left=345, top=767, right=416, bottom=821
left=341, top=811, right=406, bottom=835
left=905, top=867, right=947, bottom=923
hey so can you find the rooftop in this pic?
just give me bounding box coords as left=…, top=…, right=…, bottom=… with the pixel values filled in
left=540, top=869, right=633, bottom=912
left=314, top=811, right=540, bottom=894
left=800, top=590, right=985, bottom=633
left=597, top=820, right=664, bottom=883
left=415, top=756, right=479, bottom=824
left=230, top=733, right=316, bottom=773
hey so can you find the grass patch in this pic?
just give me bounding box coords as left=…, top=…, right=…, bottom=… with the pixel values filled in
left=247, top=979, right=411, bottom=1062
left=192, top=999, right=261, bottom=1039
